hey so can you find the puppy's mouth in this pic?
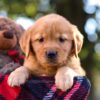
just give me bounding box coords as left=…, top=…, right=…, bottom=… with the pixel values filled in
left=47, top=59, right=58, bottom=65
left=45, top=56, right=67, bottom=67
left=45, top=57, right=66, bottom=67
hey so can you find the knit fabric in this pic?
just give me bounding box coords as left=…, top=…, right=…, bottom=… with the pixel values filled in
left=7, top=50, right=24, bottom=65
left=0, top=50, right=91, bottom=100
left=0, top=50, right=24, bottom=75
left=0, top=74, right=91, bottom=100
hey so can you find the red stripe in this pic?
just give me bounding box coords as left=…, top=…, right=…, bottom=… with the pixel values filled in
left=0, top=75, right=21, bottom=100
left=64, top=82, right=81, bottom=100
left=51, top=84, right=56, bottom=92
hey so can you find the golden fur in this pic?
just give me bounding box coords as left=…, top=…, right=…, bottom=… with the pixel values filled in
left=20, top=14, right=85, bottom=76
left=8, top=14, right=85, bottom=91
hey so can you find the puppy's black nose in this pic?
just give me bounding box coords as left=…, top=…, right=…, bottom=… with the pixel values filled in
left=46, top=51, right=57, bottom=59
left=3, top=31, right=13, bottom=39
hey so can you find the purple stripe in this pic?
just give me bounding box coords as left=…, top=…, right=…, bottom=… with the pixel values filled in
left=43, top=84, right=56, bottom=100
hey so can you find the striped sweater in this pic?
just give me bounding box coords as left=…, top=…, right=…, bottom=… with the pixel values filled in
left=0, top=75, right=90, bottom=100
left=0, top=50, right=91, bottom=100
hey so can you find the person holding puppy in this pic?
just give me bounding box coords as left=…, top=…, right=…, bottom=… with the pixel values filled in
left=0, top=14, right=90, bottom=100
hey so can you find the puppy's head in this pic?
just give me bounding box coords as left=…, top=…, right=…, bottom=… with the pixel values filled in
left=20, top=14, right=83, bottom=69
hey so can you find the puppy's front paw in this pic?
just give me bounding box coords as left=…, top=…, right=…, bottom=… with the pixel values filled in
left=55, top=67, right=78, bottom=91
left=8, top=67, right=29, bottom=87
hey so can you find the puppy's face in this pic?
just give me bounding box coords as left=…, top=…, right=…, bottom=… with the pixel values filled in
left=31, top=24, right=73, bottom=68
left=20, top=14, right=83, bottom=70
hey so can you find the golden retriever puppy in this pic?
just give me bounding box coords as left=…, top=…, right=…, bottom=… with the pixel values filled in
left=8, top=14, right=85, bottom=91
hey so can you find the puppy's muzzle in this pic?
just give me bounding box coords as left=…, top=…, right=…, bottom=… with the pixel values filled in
left=46, top=50, right=57, bottom=61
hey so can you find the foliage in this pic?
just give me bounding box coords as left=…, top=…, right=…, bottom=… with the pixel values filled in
left=0, top=0, right=39, bottom=18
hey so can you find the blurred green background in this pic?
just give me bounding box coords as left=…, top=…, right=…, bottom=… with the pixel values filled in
left=0, top=0, right=100, bottom=100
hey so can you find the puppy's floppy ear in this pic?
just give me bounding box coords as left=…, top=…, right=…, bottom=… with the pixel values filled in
left=19, top=29, right=31, bottom=58
left=72, top=25, right=84, bottom=57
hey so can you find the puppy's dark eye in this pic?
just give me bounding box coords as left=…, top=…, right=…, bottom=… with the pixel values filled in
left=59, top=37, right=66, bottom=43
left=38, top=37, right=44, bottom=43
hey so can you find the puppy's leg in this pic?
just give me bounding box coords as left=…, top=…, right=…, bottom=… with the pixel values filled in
left=55, top=66, right=85, bottom=91
left=8, top=66, right=29, bottom=87
left=55, top=57, right=85, bottom=91
left=8, top=52, right=39, bottom=87
left=55, top=67, right=78, bottom=91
